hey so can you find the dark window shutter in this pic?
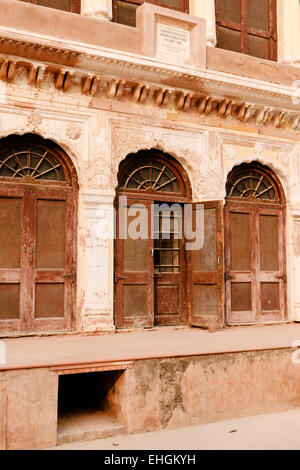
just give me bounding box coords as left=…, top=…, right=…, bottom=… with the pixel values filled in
left=20, top=0, right=80, bottom=13
left=113, top=0, right=189, bottom=27
left=215, top=0, right=277, bottom=61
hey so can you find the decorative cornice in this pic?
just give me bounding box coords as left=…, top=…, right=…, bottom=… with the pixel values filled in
left=1, top=34, right=300, bottom=134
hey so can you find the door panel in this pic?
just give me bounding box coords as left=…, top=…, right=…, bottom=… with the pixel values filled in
left=257, top=206, right=285, bottom=322
left=189, top=201, right=224, bottom=329
left=154, top=203, right=186, bottom=326
left=0, top=284, right=20, bottom=320
left=0, top=183, right=76, bottom=334
left=35, top=283, right=65, bottom=318
left=115, top=198, right=154, bottom=329
left=30, top=188, right=75, bottom=332
left=225, top=205, right=255, bottom=324
left=259, top=214, right=279, bottom=271
left=36, top=199, right=66, bottom=269
left=0, top=198, right=21, bottom=268
left=193, top=284, right=218, bottom=317
left=225, top=202, right=286, bottom=324
left=193, top=207, right=217, bottom=273
left=154, top=276, right=183, bottom=326
left=229, top=212, right=251, bottom=271
left=123, top=237, right=148, bottom=272
left=231, top=282, right=252, bottom=311
left=123, top=284, right=148, bottom=318
left=0, top=187, right=26, bottom=332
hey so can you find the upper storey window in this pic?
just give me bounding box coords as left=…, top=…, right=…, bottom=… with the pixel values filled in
left=215, top=0, right=277, bottom=60
left=20, top=0, right=81, bottom=13
left=113, top=0, right=189, bottom=27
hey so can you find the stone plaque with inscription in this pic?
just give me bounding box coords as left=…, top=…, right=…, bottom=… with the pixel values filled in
left=156, top=23, right=190, bottom=62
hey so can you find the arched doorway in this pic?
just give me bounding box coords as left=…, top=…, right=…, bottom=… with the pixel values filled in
left=224, top=162, right=286, bottom=324
left=0, top=134, right=78, bottom=334
left=114, top=149, right=192, bottom=329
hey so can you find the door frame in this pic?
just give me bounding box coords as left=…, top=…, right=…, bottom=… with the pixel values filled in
left=0, top=134, right=78, bottom=335
left=188, top=200, right=225, bottom=330
left=29, top=184, right=77, bottom=332
left=0, top=182, right=78, bottom=334
left=224, top=162, right=287, bottom=326
left=114, top=197, right=154, bottom=329
left=114, top=150, right=192, bottom=329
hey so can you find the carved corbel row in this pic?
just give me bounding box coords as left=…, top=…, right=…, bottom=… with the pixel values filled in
left=1, top=54, right=300, bottom=134
left=194, top=96, right=300, bottom=132
left=0, top=57, right=73, bottom=92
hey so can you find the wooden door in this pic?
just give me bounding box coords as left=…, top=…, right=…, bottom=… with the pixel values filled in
left=189, top=201, right=224, bottom=329
left=115, top=198, right=154, bottom=328
left=0, top=183, right=76, bottom=334
left=225, top=201, right=286, bottom=324
left=0, top=185, right=26, bottom=332
left=29, top=186, right=76, bottom=332
left=153, top=203, right=187, bottom=326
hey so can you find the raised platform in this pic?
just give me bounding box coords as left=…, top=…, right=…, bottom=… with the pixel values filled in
left=1, top=324, right=300, bottom=450
left=1, top=324, right=300, bottom=371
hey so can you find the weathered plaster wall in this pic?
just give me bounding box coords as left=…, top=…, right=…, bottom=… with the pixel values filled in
left=109, top=350, right=300, bottom=434
left=80, top=0, right=300, bottom=67
left=0, top=1, right=300, bottom=330
left=80, top=0, right=217, bottom=47
left=0, top=368, right=58, bottom=450
left=1, top=67, right=300, bottom=329
left=1, top=348, right=298, bottom=449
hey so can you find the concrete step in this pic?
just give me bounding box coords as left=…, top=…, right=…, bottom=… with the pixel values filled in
left=57, top=410, right=126, bottom=445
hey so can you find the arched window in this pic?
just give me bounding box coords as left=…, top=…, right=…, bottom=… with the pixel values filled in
left=0, top=134, right=77, bottom=187
left=226, top=163, right=283, bottom=203
left=0, top=143, right=65, bottom=182
left=117, top=150, right=190, bottom=201
left=119, top=159, right=180, bottom=193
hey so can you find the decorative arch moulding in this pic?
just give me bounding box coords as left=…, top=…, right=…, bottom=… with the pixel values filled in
left=108, top=118, right=225, bottom=201
left=217, top=131, right=300, bottom=202
left=108, top=118, right=300, bottom=204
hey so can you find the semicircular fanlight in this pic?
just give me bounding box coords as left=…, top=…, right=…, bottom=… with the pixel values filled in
left=226, top=168, right=279, bottom=202
left=0, top=143, right=66, bottom=182
left=119, top=159, right=181, bottom=194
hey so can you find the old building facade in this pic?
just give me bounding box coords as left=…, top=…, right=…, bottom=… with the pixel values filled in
left=0, top=0, right=300, bottom=336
